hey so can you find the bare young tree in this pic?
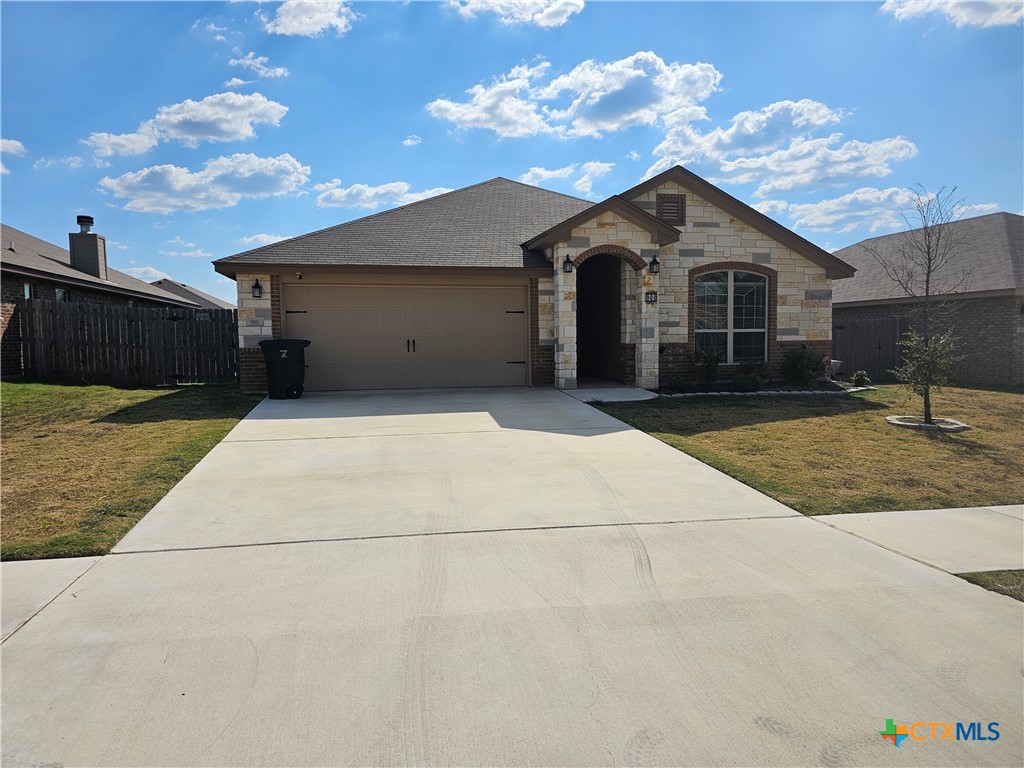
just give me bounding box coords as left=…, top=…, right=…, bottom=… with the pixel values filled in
left=861, top=185, right=972, bottom=423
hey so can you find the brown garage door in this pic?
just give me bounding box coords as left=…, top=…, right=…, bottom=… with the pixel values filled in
left=282, top=283, right=529, bottom=390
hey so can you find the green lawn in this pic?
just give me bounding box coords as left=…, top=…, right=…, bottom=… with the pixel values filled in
left=595, top=385, right=1024, bottom=516
left=1, top=382, right=263, bottom=560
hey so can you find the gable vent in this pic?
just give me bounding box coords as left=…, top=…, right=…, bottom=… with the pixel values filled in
left=656, top=193, right=686, bottom=226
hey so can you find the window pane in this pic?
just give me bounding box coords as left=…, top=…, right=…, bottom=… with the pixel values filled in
left=733, top=332, right=766, bottom=362
left=733, top=272, right=766, bottom=330
left=55, top=288, right=68, bottom=302
left=695, top=332, right=726, bottom=359
left=694, top=272, right=728, bottom=330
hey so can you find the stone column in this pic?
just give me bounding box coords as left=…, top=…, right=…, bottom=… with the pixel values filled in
left=554, top=266, right=577, bottom=389
left=635, top=269, right=659, bottom=389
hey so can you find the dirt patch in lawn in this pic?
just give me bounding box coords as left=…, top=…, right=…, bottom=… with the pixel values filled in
left=957, top=570, right=1024, bottom=602
left=1, top=383, right=263, bottom=560
left=595, top=385, right=1023, bottom=516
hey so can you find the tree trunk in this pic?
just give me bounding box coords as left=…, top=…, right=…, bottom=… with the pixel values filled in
left=923, top=385, right=932, bottom=424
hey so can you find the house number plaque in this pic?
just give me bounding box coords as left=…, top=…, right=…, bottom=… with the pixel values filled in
left=645, top=292, right=658, bottom=304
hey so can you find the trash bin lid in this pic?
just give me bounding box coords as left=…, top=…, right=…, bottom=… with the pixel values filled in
left=258, top=338, right=311, bottom=349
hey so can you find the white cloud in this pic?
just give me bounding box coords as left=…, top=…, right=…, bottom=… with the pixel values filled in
left=714, top=133, right=918, bottom=197
left=881, top=0, right=1022, bottom=28
left=535, top=51, right=722, bottom=138
left=448, top=0, right=585, bottom=28
left=650, top=99, right=845, bottom=174
left=124, top=266, right=171, bottom=281
left=573, top=160, right=614, bottom=196
left=781, top=187, right=919, bottom=234
left=229, top=51, right=289, bottom=79
left=224, top=77, right=252, bottom=88
left=263, top=0, right=357, bottom=37
left=1, top=139, right=26, bottom=155
left=240, top=233, right=291, bottom=245
left=626, top=150, right=640, bottom=161
left=166, top=235, right=196, bottom=247
left=427, top=62, right=556, bottom=138
left=160, top=248, right=214, bottom=259
left=518, top=164, right=576, bottom=185
left=313, top=179, right=453, bottom=209
left=106, top=239, right=130, bottom=250
left=84, top=92, right=288, bottom=157
left=33, top=155, right=83, bottom=170
left=402, top=135, right=422, bottom=147
left=100, top=153, right=310, bottom=214
left=1, top=138, right=26, bottom=174
left=428, top=53, right=721, bottom=140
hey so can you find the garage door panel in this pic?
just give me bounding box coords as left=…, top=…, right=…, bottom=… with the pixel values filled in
left=282, top=283, right=529, bottom=390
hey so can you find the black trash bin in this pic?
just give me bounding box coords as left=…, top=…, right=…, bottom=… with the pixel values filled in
left=258, top=339, right=311, bottom=399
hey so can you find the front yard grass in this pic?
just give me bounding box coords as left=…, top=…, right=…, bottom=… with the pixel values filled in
left=1, top=382, right=263, bottom=560
left=595, top=385, right=1023, bottom=516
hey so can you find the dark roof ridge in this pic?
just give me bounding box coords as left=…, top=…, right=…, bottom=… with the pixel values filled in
left=490, top=176, right=592, bottom=204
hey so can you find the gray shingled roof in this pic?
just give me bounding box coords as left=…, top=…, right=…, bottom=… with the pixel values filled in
left=150, top=278, right=236, bottom=309
left=214, top=178, right=592, bottom=271
left=1, top=223, right=199, bottom=307
left=832, top=212, right=1023, bottom=304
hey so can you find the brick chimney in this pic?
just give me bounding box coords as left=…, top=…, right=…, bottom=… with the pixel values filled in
left=68, top=215, right=108, bottom=280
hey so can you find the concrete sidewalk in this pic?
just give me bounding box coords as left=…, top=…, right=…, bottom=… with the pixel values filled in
left=1, top=557, right=100, bottom=641
left=816, top=505, right=1023, bottom=573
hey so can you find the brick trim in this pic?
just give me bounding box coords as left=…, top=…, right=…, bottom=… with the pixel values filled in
left=688, top=261, right=777, bottom=367
left=529, top=277, right=554, bottom=386
left=239, top=347, right=267, bottom=393
left=573, top=244, right=646, bottom=271
left=270, top=274, right=282, bottom=338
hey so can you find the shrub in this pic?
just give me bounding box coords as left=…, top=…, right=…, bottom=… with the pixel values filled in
left=781, top=346, right=825, bottom=386
left=689, top=348, right=724, bottom=388
left=734, top=360, right=769, bottom=392
left=851, top=370, right=871, bottom=386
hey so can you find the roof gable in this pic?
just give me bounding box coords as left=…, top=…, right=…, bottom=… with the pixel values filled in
left=523, top=195, right=681, bottom=252
left=622, top=166, right=856, bottom=279
left=832, top=212, right=1023, bottom=304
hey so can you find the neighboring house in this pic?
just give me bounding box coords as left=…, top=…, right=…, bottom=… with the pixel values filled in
left=149, top=278, right=236, bottom=310
left=214, top=166, right=855, bottom=393
left=832, top=212, right=1024, bottom=387
left=1, top=217, right=199, bottom=376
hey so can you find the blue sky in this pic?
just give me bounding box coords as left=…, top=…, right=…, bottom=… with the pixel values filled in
left=2, top=0, right=1021, bottom=303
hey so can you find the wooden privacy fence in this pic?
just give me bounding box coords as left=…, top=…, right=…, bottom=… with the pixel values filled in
left=22, top=300, right=238, bottom=387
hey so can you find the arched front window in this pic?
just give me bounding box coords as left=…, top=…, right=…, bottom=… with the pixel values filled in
left=694, top=270, right=767, bottom=363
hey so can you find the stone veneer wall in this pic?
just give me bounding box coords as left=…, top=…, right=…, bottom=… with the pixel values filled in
left=548, top=179, right=836, bottom=389
left=236, top=273, right=276, bottom=393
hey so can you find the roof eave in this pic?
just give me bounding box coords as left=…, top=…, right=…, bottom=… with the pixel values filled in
left=1, top=262, right=200, bottom=307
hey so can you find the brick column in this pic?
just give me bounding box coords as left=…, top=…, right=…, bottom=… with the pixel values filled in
left=635, top=270, right=659, bottom=389
left=236, top=273, right=273, bottom=393
left=553, top=266, right=577, bottom=389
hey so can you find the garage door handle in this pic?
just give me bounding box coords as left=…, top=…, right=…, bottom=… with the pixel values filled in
left=507, top=361, right=526, bottom=365
left=506, top=310, right=525, bottom=314
left=285, top=310, right=306, bottom=314
left=412, top=339, right=416, bottom=353
left=407, top=339, right=410, bottom=353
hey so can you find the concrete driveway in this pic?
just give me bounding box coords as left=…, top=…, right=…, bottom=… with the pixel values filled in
left=3, top=389, right=1022, bottom=767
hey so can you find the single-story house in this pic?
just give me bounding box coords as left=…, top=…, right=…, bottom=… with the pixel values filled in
left=832, top=212, right=1023, bottom=387
left=1, top=216, right=199, bottom=376
left=214, top=166, right=855, bottom=393
left=149, top=278, right=236, bottom=310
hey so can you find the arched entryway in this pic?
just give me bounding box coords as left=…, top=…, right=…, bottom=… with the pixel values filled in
left=572, top=245, right=646, bottom=385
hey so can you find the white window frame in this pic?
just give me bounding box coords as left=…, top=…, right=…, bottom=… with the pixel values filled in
left=694, top=270, right=768, bottom=364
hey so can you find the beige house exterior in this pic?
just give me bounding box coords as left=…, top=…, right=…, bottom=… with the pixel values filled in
left=215, top=166, right=854, bottom=393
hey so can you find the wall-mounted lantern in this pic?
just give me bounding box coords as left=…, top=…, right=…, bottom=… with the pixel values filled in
left=251, top=278, right=263, bottom=298
left=649, top=255, right=660, bottom=274
left=563, top=254, right=574, bottom=273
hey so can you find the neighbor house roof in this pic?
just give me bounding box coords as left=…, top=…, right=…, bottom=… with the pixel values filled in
left=214, top=178, right=593, bottom=275
left=832, top=212, right=1024, bottom=305
left=1, top=223, right=199, bottom=307
left=149, top=278, right=235, bottom=310
left=621, top=166, right=856, bottom=280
